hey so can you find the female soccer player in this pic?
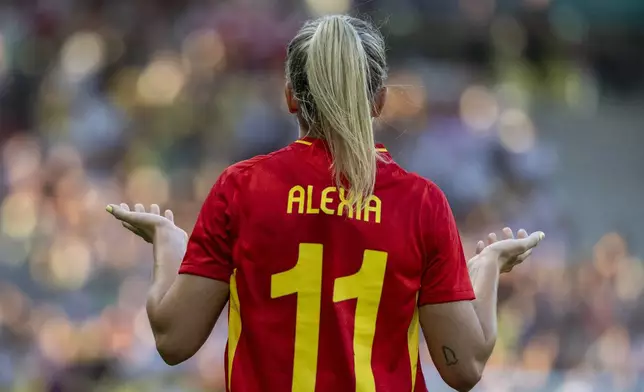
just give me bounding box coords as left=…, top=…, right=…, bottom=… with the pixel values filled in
left=106, top=15, right=544, bottom=392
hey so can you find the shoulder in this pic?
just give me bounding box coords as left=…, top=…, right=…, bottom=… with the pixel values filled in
left=384, top=161, right=446, bottom=202
left=216, top=144, right=298, bottom=188
left=414, top=174, right=447, bottom=203
left=383, top=164, right=452, bottom=229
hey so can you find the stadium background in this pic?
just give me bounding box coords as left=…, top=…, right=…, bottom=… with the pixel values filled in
left=1, top=0, right=644, bottom=390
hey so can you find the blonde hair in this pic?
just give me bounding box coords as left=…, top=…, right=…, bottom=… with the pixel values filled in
left=286, top=15, right=388, bottom=203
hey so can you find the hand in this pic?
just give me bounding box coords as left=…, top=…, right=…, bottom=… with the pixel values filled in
left=106, top=203, right=188, bottom=244
left=473, top=227, right=545, bottom=273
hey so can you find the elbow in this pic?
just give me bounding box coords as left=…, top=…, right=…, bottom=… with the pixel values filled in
left=157, top=349, right=188, bottom=366
left=155, top=335, right=194, bottom=366
left=448, top=373, right=482, bottom=392
left=442, top=362, right=484, bottom=392
left=157, top=344, right=190, bottom=366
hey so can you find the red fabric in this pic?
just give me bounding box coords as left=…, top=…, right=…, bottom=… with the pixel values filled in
left=418, top=184, right=476, bottom=306
left=179, top=137, right=474, bottom=392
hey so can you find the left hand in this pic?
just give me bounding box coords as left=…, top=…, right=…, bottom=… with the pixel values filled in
left=106, top=203, right=188, bottom=244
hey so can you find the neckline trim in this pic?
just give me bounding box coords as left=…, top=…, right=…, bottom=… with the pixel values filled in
left=295, top=136, right=388, bottom=153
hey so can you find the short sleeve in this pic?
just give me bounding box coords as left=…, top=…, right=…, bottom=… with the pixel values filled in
left=418, top=184, right=475, bottom=306
left=178, top=170, right=236, bottom=283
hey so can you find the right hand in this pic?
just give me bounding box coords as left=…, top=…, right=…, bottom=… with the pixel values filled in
left=474, top=227, right=545, bottom=273
left=106, top=203, right=188, bottom=244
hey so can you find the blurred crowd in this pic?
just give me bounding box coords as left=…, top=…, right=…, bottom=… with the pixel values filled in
left=1, top=0, right=643, bottom=391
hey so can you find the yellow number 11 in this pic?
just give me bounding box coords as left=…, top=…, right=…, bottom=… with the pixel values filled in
left=271, top=243, right=388, bottom=392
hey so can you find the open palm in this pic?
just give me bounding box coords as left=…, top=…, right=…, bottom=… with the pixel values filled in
left=473, top=228, right=545, bottom=273
left=106, top=203, right=187, bottom=244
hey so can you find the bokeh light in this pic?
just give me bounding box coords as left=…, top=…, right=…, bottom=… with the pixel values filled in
left=460, top=85, right=499, bottom=132
left=305, top=0, right=350, bottom=16
left=593, top=232, right=628, bottom=279
left=60, top=31, right=106, bottom=80
left=1, top=191, right=38, bottom=239
left=125, top=166, right=170, bottom=206
left=1, top=135, right=42, bottom=189
left=597, top=327, right=631, bottom=370
left=497, top=109, right=536, bottom=153
left=136, top=54, right=186, bottom=106
left=381, top=71, right=427, bottom=120
left=182, top=29, right=226, bottom=75
left=615, top=257, right=644, bottom=301
left=0, top=284, right=29, bottom=328
left=77, top=318, right=109, bottom=361
left=38, top=317, right=81, bottom=365
left=48, top=235, right=93, bottom=290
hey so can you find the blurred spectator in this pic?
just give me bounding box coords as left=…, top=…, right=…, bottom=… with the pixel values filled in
left=1, top=0, right=643, bottom=390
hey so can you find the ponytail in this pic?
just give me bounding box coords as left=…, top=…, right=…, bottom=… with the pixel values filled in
left=286, top=15, right=388, bottom=206
left=306, top=16, right=376, bottom=203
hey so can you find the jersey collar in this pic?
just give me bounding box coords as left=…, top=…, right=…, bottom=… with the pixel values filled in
left=294, top=136, right=390, bottom=156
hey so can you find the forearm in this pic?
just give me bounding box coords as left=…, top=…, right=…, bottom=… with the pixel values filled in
left=145, top=229, right=229, bottom=366
left=419, top=258, right=500, bottom=392
left=146, top=229, right=188, bottom=333
left=467, top=255, right=500, bottom=360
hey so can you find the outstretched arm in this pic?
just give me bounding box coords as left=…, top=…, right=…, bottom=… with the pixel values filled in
left=420, top=228, right=544, bottom=391
left=107, top=203, right=230, bottom=365
left=418, top=218, right=544, bottom=390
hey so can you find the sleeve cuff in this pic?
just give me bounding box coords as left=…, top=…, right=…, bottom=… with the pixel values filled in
left=178, top=263, right=232, bottom=284
left=418, top=289, right=476, bottom=306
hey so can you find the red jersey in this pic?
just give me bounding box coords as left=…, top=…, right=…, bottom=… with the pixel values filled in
left=179, top=137, right=475, bottom=392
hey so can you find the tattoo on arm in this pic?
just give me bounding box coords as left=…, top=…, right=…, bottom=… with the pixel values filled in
left=442, top=346, right=458, bottom=366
